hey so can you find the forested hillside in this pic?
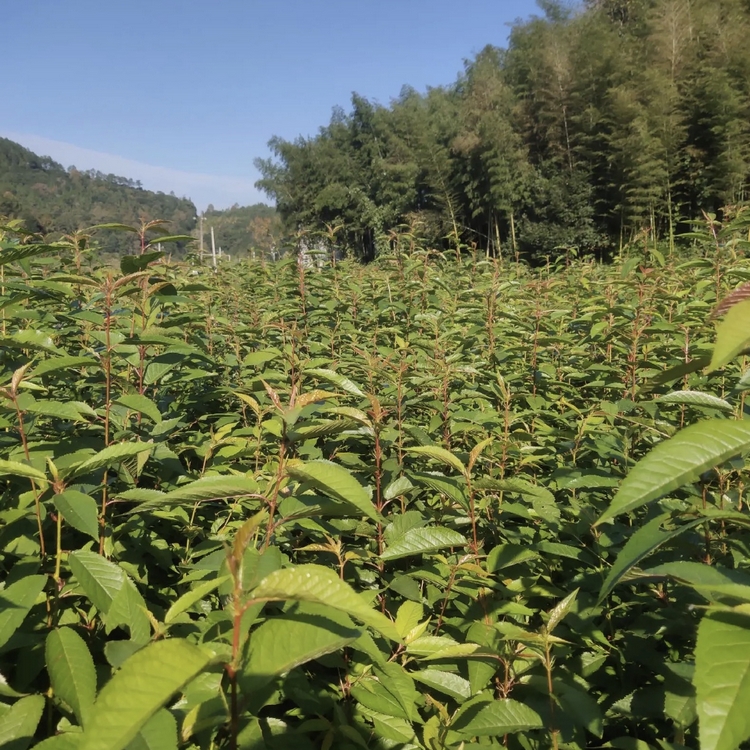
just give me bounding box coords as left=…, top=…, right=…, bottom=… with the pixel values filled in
left=202, top=202, right=282, bottom=259
left=0, top=138, right=197, bottom=256
left=256, top=0, right=750, bottom=261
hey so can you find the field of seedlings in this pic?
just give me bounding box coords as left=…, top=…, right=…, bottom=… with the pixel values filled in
left=4, top=220, right=750, bottom=750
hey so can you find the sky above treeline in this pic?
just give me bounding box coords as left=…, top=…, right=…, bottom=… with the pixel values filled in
left=4, top=0, right=541, bottom=211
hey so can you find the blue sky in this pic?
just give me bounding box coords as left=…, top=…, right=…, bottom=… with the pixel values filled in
left=3, top=0, right=541, bottom=211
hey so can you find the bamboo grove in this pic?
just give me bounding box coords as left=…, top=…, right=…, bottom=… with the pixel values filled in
left=256, top=0, right=750, bottom=261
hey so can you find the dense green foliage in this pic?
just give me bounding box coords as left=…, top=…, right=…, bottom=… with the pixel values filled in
left=201, top=204, right=283, bottom=260
left=3, top=215, right=750, bottom=749
left=0, top=138, right=197, bottom=258
left=256, top=0, right=750, bottom=261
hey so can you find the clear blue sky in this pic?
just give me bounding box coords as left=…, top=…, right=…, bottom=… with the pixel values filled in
left=3, top=0, right=541, bottom=211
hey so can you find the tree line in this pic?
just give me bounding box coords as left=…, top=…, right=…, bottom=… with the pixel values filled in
left=256, top=0, right=750, bottom=261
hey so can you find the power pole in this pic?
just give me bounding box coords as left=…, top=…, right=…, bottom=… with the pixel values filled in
left=210, top=226, right=217, bottom=269
left=199, top=213, right=204, bottom=260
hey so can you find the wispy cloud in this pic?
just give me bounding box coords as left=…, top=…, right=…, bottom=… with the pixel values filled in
left=0, top=132, right=265, bottom=212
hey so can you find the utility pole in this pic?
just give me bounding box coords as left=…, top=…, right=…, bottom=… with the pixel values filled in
left=199, top=213, right=204, bottom=260
left=210, top=226, right=217, bottom=269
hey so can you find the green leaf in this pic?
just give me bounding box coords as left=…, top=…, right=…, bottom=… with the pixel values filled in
left=656, top=391, right=734, bottom=413
left=67, top=442, right=154, bottom=480
left=596, top=420, right=750, bottom=525
left=474, top=477, right=556, bottom=504
left=381, top=526, right=466, bottom=560
left=53, top=491, right=100, bottom=540
left=304, top=368, right=364, bottom=397
left=120, top=251, right=164, bottom=275
left=394, top=601, right=423, bottom=639
left=242, top=612, right=360, bottom=691
left=546, top=588, right=578, bottom=633
left=406, top=445, right=467, bottom=476
left=598, top=514, right=705, bottom=602
left=30, top=356, right=97, bottom=379
left=695, top=612, right=750, bottom=750
left=26, top=400, right=86, bottom=422
left=68, top=551, right=124, bottom=614
left=164, top=577, right=230, bottom=624
left=384, top=476, right=413, bottom=501
left=0, top=694, right=45, bottom=750
left=286, top=460, right=380, bottom=522
left=487, top=544, right=539, bottom=573
left=115, top=395, right=162, bottom=424
left=79, top=639, right=209, bottom=750
left=46, top=627, right=96, bottom=727
left=0, top=575, right=46, bottom=650
left=710, top=298, right=750, bottom=371
left=412, top=669, right=472, bottom=702
left=125, top=709, right=177, bottom=750
left=251, top=564, right=401, bottom=642
left=451, top=698, right=544, bottom=737
left=122, top=475, right=259, bottom=514
left=0, top=460, right=47, bottom=484
left=644, top=562, right=750, bottom=604
left=68, top=551, right=150, bottom=643
left=0, top=242, right=64, bottom=266
left=33, top=734, right=82, bottom=749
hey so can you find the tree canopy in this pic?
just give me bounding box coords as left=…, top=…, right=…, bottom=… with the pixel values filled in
left=256, top=0, right=750, bottom=261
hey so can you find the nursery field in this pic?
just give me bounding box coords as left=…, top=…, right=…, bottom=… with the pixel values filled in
left=4, top=222, right=750, bottom=750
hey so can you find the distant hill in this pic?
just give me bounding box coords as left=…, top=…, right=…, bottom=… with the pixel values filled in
left=201, top=202, right=282, bottom=259
left=0, top=137, right=197, bottom=256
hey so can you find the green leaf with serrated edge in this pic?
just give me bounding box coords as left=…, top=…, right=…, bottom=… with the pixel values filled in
left=487, top=544, right=539, bottom=572
left=251, top=564, right=401, bottom=642
left=53, top=491, right=99, bottom=540
left=394, top=601, right=423, bottom=639
left=451, top=698, right=544, bottom=736
left=32, top=734, right=81, bottom=749
left=381, top=526, right=466, bottom=560
left=66, top=442, right=154, bottom=480
left=79, top=639, right=209, bottom=750
left=0, top=242, right=64, bottom=265
left=406, top=635, right=461, bottom=656
left=26, top=400, right=86, bottom=421
left=46, top=627, right=96, bottom=726
left=656, top=391, right=734, bottom=413
left=0, top=459, right=47, bottom=483
left=474, top=477, right=556, bottom=504
left=598, top=514, right=706, bottom=603
left=643, top=562, right=750, bottom=604
left=351, top=676, right=409, bottom=720
left=0, top=575, right=46, bottom=650
left=710, top=298, right=750, bottom=371
left=115, top=394, right=162, bottom=424
left=30, top=355, right=96, bottom=379
left=126, top=709, right=177, bottom=750
left=412, top=669, right=472, bottom=702
left=384, top=476, right=413, bottom=500
left=164, top=576, right=230, bottom=624
left=695, top=612, right=750, bottom=750
left=0, top=694, right=45, bottom=750
left=285, top=460, right=380, bottom=522
left=406, top=445, right=467, bottom=476
left=68, top=550, right=124, bottom=614
left=596, top=420, right=750, bottom=525
left=303, top=367, right=364, bottom=396
left=0, top=671, right=25, bottom=698
left=242, top=614, right=360, bottom=691
left=123, top=475, right=259, bottom=514
left=546, top=589, right=579, bottom=633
